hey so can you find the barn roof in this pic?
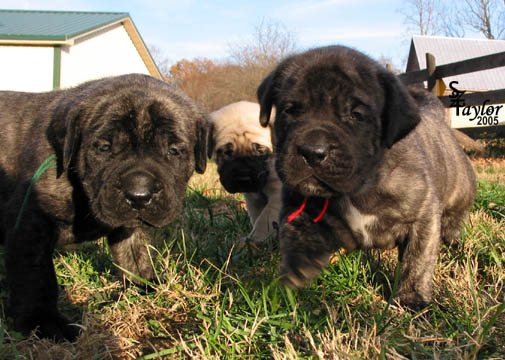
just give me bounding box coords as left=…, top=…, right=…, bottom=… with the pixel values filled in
left=0, top=9, right=161, bottom=79
left=0, top=9, right=129, bottom=41
left=406, top=35, right=505, bottom=91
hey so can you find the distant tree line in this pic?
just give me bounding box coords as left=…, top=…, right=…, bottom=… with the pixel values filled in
left=149, top=2, right=505, bottom=112
left=151, top=19, right=297, bottom=113
left=400, top=0, right=505, bottom=40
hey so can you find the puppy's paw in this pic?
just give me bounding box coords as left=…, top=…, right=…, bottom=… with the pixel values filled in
left=279, top=254, right=328, bottom=288
left=396, top=289, right=431, bottom=311
left=16, top=311, right=81, bottom=342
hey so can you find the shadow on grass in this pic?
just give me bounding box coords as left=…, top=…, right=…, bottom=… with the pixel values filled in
left=0, top=242, right=131, bottom=359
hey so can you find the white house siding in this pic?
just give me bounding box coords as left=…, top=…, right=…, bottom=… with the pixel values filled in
left=60, top=23, right=149, bottom=89
left=0, top=46, right=54, bottom=92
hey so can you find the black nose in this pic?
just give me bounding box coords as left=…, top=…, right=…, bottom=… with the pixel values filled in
left=121, top=171, right=161, bottom=209
left=297, top=144, right=329, bottom=167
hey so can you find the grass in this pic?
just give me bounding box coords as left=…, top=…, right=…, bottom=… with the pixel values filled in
left=0, top=158, right=504, bottom=360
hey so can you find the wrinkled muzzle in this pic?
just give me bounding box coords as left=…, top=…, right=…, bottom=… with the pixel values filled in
left=281, top=128, right=357, bottom=196
left=92, top=166, right=178, bottom=228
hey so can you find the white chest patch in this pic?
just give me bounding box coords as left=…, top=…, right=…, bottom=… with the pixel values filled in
left=342, top=200, right=377, bottom=248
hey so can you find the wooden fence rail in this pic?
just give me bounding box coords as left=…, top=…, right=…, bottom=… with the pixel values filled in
left=398, top=51, right=505, bottom=107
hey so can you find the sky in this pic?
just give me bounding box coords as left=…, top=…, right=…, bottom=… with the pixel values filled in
left=1, top=0, right=414, bottom=69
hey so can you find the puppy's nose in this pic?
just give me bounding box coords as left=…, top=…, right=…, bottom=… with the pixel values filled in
left=297, top=144, right=329, bottom=167
left=121, top=171, right=161, bottom=209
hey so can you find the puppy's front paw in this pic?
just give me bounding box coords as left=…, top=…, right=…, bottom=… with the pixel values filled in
left=396, top=289, right=431, bottom=310
left=15, top=311, right=81, bottom=342
left=280, top=254, right=329, bottom=288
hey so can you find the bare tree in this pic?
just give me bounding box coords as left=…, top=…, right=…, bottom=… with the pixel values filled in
left=399, top=0, right=505, bottom=39
left=399, top=0, right=442, bottom=36
left=439, top=2, right=466, bottom=37
left=148, top=45, right=172, bottom=79
left=153, top=19, right=299, bottom=113
left=228, top=18, right=298, bottom=69
left=223, top=18, right=298, bottom=109
left=463, top=0, right=505, bottom=39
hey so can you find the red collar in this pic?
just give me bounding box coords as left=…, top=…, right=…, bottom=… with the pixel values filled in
left=287, top=197, right=329, bottom=223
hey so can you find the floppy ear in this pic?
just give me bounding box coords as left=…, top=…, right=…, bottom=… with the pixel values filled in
left=47, top=101, right=81, bottom=178
left=380, top=70, right=421, bottom=148
left=257, top=72, right=276, bottom=127
left=62, top=110, right=81, bottom=176
left=194, top=116, right=208, bottom=174
left=267, top=106, right=277, bottom=148
left=206, top=120, right=215, bottom=160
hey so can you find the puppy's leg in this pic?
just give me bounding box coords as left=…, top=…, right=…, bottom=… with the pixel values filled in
left=246, top=192, right=282, bottom=243
left=5, top=214, right=80, bottom=342
left=397, top=208, right=442, bottom=309
left=249, top=203, right=280, bottom=242
left=279, top=216, right=334, bottom=287
left=244, top=192, right=267, bottom=229
left=245, top=174, right=283, bottom=243
left=107, top=227, right=156, bottom=285
left=441, top=209, right=470, bottom=246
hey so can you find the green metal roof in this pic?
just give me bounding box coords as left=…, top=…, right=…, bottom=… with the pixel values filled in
left=0, top=9, right=130, bottom=41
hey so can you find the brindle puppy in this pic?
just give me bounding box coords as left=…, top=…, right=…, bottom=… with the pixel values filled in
left=0, top=74, right=207, bottom=341
left=257, top=46, right=476, bottom=308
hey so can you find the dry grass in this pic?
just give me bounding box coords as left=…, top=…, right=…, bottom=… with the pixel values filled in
left=471, top=158, right=505, bottom=184
left=1, top=159, right=504, bottom=359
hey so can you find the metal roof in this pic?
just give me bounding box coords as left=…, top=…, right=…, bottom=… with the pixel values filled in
left=0, top=9, right=161, bottom=79
left=0, top=9, right=129, bottom=41
left=408, top=35, right=505, bottom=91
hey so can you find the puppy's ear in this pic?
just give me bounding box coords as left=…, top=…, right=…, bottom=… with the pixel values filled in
left=62, top=110, right=80, bottom=176
left=379, top=70, right=421, bottom=148
left=258, top=54, right=297, bottom=127
left=206, top=120, right=215, bottom=159
left=268, top=106, right=277, bottom=147
left=194, top=116, right=208, bottom=174
left=257, top=72, right=276, bottom=127
left=47, top=100, right=81, bottom=178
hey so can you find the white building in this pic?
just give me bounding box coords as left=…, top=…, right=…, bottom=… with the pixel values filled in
left=0, top=9, right=161, bottom=92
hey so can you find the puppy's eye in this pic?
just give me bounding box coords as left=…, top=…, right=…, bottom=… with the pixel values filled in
left=218, top=143, right=234, bottom=158
left=350, top=108, right=367, bottom=122
left=217, top=148, right=233, bottom=157
left=282, top=103, right=302, bottom=116
left=253, top=143, right=269, bottom=155
left=95, top=140, right=112, bottom=152
left=168, top=147, right=180, bottom=156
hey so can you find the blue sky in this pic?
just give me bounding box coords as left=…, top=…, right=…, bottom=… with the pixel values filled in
left=1, top=0, right=412, bottom=69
